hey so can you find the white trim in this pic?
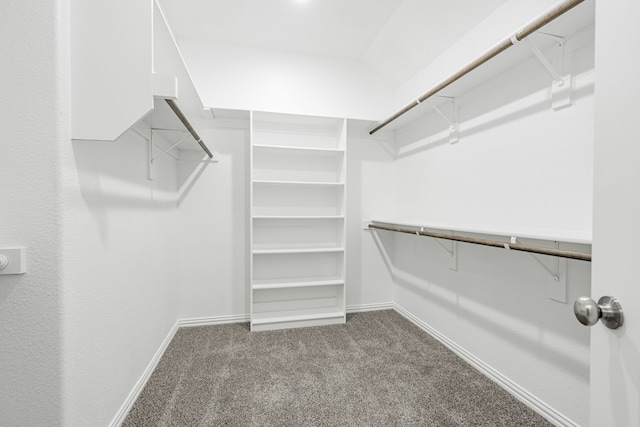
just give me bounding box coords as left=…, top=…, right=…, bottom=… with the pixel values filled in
left=392, top=303, right=579, bottom=427
left=178, top=313, right=250, bottom=328
left=346, top=302, right=394, bottom=313
left=109, top=314, right=249, bottom=426
left=108, top=320, right=180, bottom=427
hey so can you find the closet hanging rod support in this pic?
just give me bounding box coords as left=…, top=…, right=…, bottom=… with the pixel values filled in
left=367, top=223, right=591, bottom=262
left=369, top=0, right=584, bottom=135
left=524, top=37, right=564, bottom=86
left=529, top=253, right=560, bottom=281
left=164, top=99, right=213, bottom=158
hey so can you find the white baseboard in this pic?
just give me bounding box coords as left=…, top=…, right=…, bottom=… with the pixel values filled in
left=108, top=320, right=180, bottom=427
left=109, top=313, right=250, bottom=426
left=392, top=304, right=579, bottom=427
left=346, top=302, right=394, bottom=313
left=179, top=313, right=250, bottom=328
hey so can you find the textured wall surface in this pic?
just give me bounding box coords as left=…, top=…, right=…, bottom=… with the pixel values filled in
left=175, top=127, right=250, bottom=319
left=0, top=0, right=67, bottom=425
left=387, top=12, right=595, bottom=427
left=61, top=131, right=181, bottom=426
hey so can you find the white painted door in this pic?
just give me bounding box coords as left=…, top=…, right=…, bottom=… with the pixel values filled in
left=590, top=1, right=640, bottom=426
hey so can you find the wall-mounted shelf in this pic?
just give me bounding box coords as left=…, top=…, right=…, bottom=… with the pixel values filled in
left=253, top=180, right=345, bottom=187
left=369, top=0, right=595, bottom=135
left=252, top=277, right=345, bottom=291
left=253, top=144, right=345, bottom=154
left=366, top=218, right=591, bottom=304
left=250, top=111, right=347, bottom=331
left=369, top=218, right=592, bottom=245
left=253, top=215, right=345, bottom=220
left=253, top=247, right=345, bottom=255
left=251, top=308, right=345, bottom=330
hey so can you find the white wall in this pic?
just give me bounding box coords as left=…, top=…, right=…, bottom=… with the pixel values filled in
left=0, top=1, right=66, bottom=425
left=176, top=127, right=250, bottom=319
left=346, top=128, right=397, bottom=308
left=61, top=130, right=180, bottom=425
left=393, top=24, right=594, bottom=234
left=381, top=11, right=595, bottom=427
left=177, top=39, right=394, bottom=121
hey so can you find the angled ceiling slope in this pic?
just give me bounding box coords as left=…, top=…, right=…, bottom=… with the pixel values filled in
left=157, top=0, right=507, bottom=89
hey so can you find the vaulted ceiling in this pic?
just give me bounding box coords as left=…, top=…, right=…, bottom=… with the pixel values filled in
left=157, top=0, right=507, bottom=89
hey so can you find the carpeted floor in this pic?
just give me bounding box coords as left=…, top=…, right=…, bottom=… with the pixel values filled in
left=123, top=310, right=552, bottom=426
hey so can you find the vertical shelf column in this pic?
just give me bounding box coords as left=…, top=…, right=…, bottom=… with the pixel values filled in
left=249, top=112, right=347, bottom=331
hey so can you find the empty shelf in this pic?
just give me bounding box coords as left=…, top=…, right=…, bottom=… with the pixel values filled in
left=252, top=277, right=344, bottom=290
left=253, top=247, right=345, bottom=255
left=253, top=180, right=344, bottom=187
left=252, top=308, right=345, bottom=325
left=253, top=144, right=345, bottom=155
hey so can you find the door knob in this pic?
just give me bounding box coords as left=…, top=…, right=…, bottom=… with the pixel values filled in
left=574, top=296, right=623, bottom=329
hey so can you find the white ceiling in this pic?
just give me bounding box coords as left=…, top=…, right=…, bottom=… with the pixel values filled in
left=157, top=0, right=507, bottom=88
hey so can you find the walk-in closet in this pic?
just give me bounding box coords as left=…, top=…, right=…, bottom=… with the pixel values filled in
left=2, top=0, right=639, bottom=426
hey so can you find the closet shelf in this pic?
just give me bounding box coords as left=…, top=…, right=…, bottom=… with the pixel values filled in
left=369, top=0, right=588, bottom=134
left=253, top=180, right=344, bottom=187
left=253, top=144, right=345, bottom=155
left=250, top=111, right=347, bottom=332
left=253, top=215, right=345, bottom=220
left=369, top=218, right=592, bottom=245
left=252, top=308, right=345, bottom=326
left=253, top=247, right=345, bottom=255
left=252, top=277, right=344, bottom=290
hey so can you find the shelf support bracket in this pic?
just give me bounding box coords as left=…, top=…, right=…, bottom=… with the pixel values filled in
left=422, top=227, right=457, bottom=271
left=130, top=127, right=155, bottom=181
left=427, top=96, right=459, bottom=144
left=513, top=236, right=567, bottom=303
left=524, top=33, right=571, bottom=110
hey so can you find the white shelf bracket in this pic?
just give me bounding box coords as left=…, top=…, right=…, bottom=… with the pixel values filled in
left=130, top=127, right=155, bottom=181
left=515, top=235, right=566, bottom=303
left=529, top=253, right=560, bottom=282
left=148, top=131, right=155, bottom=181
left=422, top=227, right=457, bottom=271
left=525, top=33, right=571, bottom=110
left=161, top=134, right=192, bottom=154
left=428, top=96, right=459, bottom=144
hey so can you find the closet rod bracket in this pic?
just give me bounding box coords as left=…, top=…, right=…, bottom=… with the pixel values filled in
left=429, top=96, right=459, bottom=144
left=419, top=227, right=457, bottom=271
left=525, top=33, right=572, bottom=110
left=514, top=236, right=567, bottom=303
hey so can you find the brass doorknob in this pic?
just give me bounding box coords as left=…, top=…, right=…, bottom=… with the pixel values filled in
left=574, top=296, right=623, bottom=329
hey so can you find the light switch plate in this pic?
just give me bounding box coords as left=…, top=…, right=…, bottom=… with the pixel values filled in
left=0, top=248, right=26, bottom=275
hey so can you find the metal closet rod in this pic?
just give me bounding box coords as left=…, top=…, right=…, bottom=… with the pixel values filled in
left=369, top=0, right=585, bottom=135
left=368, top=223, right=592, bottom=262
left=164, top=98, right=213, bottom=158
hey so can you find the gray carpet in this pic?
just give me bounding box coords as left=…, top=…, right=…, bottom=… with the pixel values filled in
left=123, top=310, right=552, bottom=426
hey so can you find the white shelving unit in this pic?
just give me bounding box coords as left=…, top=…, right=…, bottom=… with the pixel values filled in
left=249, top=111, right=347, bottom=331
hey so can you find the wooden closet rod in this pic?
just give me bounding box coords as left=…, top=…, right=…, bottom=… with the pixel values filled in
left=368, top=223, right=592, bottom=262
left=165, top=99, right=213, bottom=158
left=369, top=0, right=585, bottom=135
